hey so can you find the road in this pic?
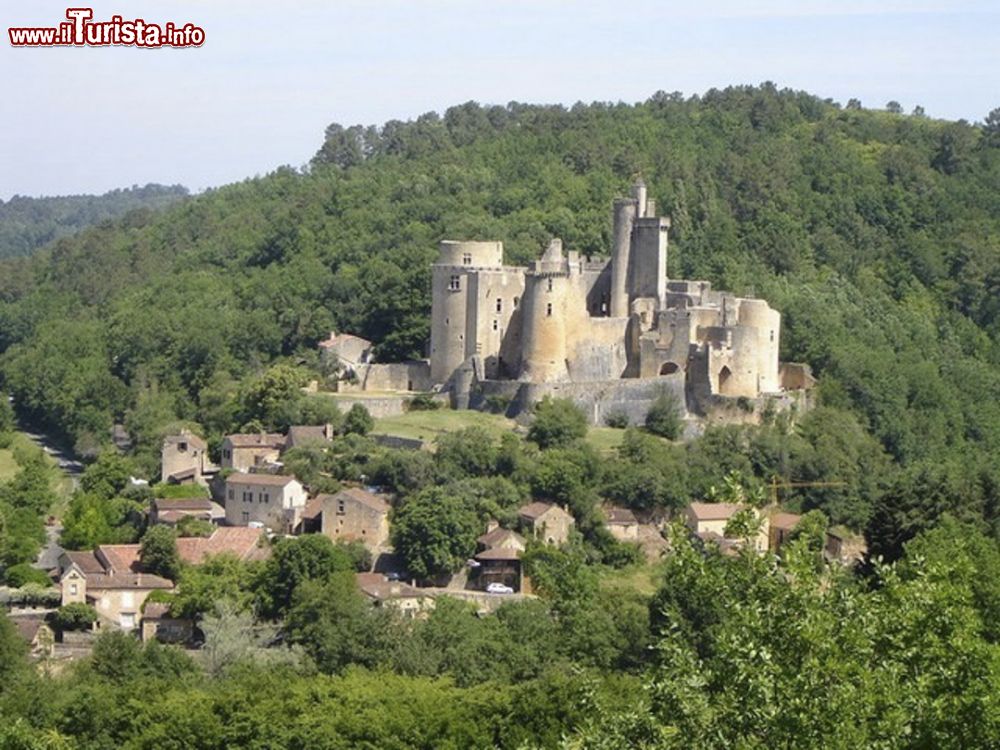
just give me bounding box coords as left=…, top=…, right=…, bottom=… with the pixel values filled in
left=15, top=421, right=82, bottom=572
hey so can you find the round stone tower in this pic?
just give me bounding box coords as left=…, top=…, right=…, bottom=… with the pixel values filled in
left=430, top=240, right=503, bottom=384
left=519, top=240, right=570, bottom=383
left=737, top=298, right=781, bottom=393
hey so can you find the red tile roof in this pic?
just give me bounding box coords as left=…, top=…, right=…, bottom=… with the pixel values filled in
left=154, top=497, right=213, bottom=512
left=687, top=502, right=746, bottom=522
left=174, top=527, right=269, bottom=565
left=96, top=544, right=143, bottom=573
left=769, top=512, right=803, bottom=531
left=85, top=573, right=173, bottom=590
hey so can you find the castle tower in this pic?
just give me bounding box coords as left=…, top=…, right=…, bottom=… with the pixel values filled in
left=519, top=240, right=570, bottom=383
left=430, top=240, right=504, bottom=384
left=610, top=196, right=637, bottom=318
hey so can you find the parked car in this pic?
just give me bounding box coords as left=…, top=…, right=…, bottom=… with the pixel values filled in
left=486, top=583, right=514, bottom=594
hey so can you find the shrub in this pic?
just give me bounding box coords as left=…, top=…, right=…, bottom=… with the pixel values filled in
left=407, top=393, right=440, bottom=411
left=603, top=410, right=630, bottom=429
left=484, top=394, right=512, bottom=415
left=645, top=391, right=682, bottom=440
left=527, top=397, right=587, bottom=450
left=343, top=404, right=374, bottom=436
left=50, top=602, right=98, bottom=631
left=3, top=563, right=51, bottom=588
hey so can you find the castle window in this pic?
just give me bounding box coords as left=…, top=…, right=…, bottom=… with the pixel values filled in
left=492, top=320, right=499, bottom=331
left=462, top=253, right=472, bottom=265
left=546, top=303, right=553, bottom=317
left=770, top=330, right=775, bottom=342
left=513, top=296, right=520, bottom=309
left=496, top=298, right=502, bottom=313
left=547, top=278, right=553, bottom=292
left=449, top=275, right=460, bottom=291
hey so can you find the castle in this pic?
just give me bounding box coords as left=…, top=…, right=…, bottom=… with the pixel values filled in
left=428, top=180, right=812, bottom=425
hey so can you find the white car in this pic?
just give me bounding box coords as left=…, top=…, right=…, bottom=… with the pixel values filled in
left=486, top=583, right=514, bottom=595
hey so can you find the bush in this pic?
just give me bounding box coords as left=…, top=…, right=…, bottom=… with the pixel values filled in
left=527, top=397, right=587, bottom=450
left=603, top=410, right=630, bottom=429
left=3, top=563, right=51, bottom=588
left=175, top=516, right=214, bottom=538
left=484, top=394, right=511, bottom=415
left=50, top=602, right=98, bottom=631
left=407, top=394, right=440, bottom=411
left=645, top=392, right=682, bottom=440
left=343, top=404, right=374, bottom=436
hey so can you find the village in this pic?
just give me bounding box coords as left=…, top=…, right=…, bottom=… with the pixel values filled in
left=3, top=402, right=866, bottom=663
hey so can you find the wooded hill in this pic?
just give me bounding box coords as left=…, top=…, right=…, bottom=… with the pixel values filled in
left=0, top=184, right=188, bottom=260
left=0, top=84, right=998, bottom=542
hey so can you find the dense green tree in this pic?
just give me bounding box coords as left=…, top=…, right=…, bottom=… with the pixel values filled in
left=343, top=403, right=374, bottom=436
left=644, top=391, right=683, bottom=440
left=254, top=534, right=355, bottom=617
left=527, top=397, right=587, bottom=450
left=140, top=525, right=181, bottom=580
left=50, top=602, right=98, bottom=631
left=390, top=487, right=480, bottom=579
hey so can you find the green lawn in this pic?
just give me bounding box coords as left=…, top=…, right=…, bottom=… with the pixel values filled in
left=598, top=560, right=666, bottom=598
left=373, top=409, right=518, bottom=444
left=586, top=427, right=626, bottom=455
left=0, top=448, right=18, bottom=482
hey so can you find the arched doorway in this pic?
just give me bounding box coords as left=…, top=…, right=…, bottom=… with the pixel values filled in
left=718, top=365, right=733, bottom=395
left=659, top=361, right=679, bottom=375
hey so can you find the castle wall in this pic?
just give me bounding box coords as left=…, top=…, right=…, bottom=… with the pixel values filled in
left=566, top=317, right=630, bottom=381
left=466, top=268, right=524, bottom=379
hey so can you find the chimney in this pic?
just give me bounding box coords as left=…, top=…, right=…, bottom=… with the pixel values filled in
left=486, top=519, right=499, bottom=533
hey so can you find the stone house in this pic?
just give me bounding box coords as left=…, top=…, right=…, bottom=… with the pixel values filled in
left=220, top=433, right=286, bottom=472
left=604, top=506, right=639, bottom=542
left=12, top=617, right=55, bottom=658
left=58, top=548, right=173, bottom=631
left=768, top=511, right=802, bottom=553
left=160, top=430, right=218, bottom=486
left=518, top=502, right=575, bottom=546
left=685, top=502, right=770, bottom=554
left=224, top=473, right=307, bottom=532
left=285, top=424, right=336, bottom=451
left=356, top=573, right=435, bottom=617
left=309, top=488, right=391, bottom=550
left=139, top=602, right=194, bottom=644
left=150, top=497, right=223, bottom=527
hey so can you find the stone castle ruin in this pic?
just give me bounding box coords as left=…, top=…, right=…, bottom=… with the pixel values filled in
left=427, top=180, right=813, bottom=426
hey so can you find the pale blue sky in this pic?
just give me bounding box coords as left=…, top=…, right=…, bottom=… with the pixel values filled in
left=1, top=0, right=997, bottom=199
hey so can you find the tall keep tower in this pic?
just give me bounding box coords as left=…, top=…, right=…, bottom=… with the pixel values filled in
left=610, top=179, right=669, bottom=317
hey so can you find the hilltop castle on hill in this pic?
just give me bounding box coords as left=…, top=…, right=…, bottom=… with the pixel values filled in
left=324, top=180, right=814, bottom=427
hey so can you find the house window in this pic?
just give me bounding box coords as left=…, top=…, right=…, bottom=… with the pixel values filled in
left=546, top=303, right=553, bottom=317
left=223, top=449, right=231, bottom=459
left=120, top=613, right=135, bottom=629
left=462, top=253, right=472, bottom=265
left=70, top=583, right=78, bottom=596
left=496, top=298, right=503, bottom=313
left=449, top=275, right=461, bottom=291
left=241, top=511, right=250, bottom=523
left=492, top=320, right=499, bottom=331
left=178, top=442, right=187, bottom=452
left=263, top=493, right=270, bottom=504
left=228, top=489, right=234, bottom=500
left=122, top=592, right=134, bottom=608
left=337, top=500, right=346, bottom=515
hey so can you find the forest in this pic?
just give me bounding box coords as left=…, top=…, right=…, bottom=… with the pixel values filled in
left=0, top=84, right=999, bottom=746
left=0, top=183, right=188, bottom=260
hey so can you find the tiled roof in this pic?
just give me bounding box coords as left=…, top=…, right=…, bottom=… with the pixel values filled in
left=301, top=496, right=325, bottom=521
left=154, top=497, right=213, bottom=512
left=318, top=488, right=390, bottom=514
left=13, top=617, right=46, bottom=642
left=142, top=602, right=171, bottom=619
left=769, top=511, right=802, bottom=530
left=164, top=431, right=207, bottom=450
left=86, top=573, right=173, bottom=590
left=225, top=472, right=298, bottom=487
left=477, top=526, right=526, bottom=549
left=96, top=544, right=143, bottom=573
left=356, top=573, right=427, bottom=601
left=475, top=546, right=523, bottom=561
left=687, top=502, right=746, bottom=522
left=224, top=433, right=285, bottom=449
left=605, top=506, right=638, bottom=525
left=175, top=527, right=268, bottom=565
left=63, top=550, right=106, bottom=575
left=518, top=501, right=559, bottom=520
